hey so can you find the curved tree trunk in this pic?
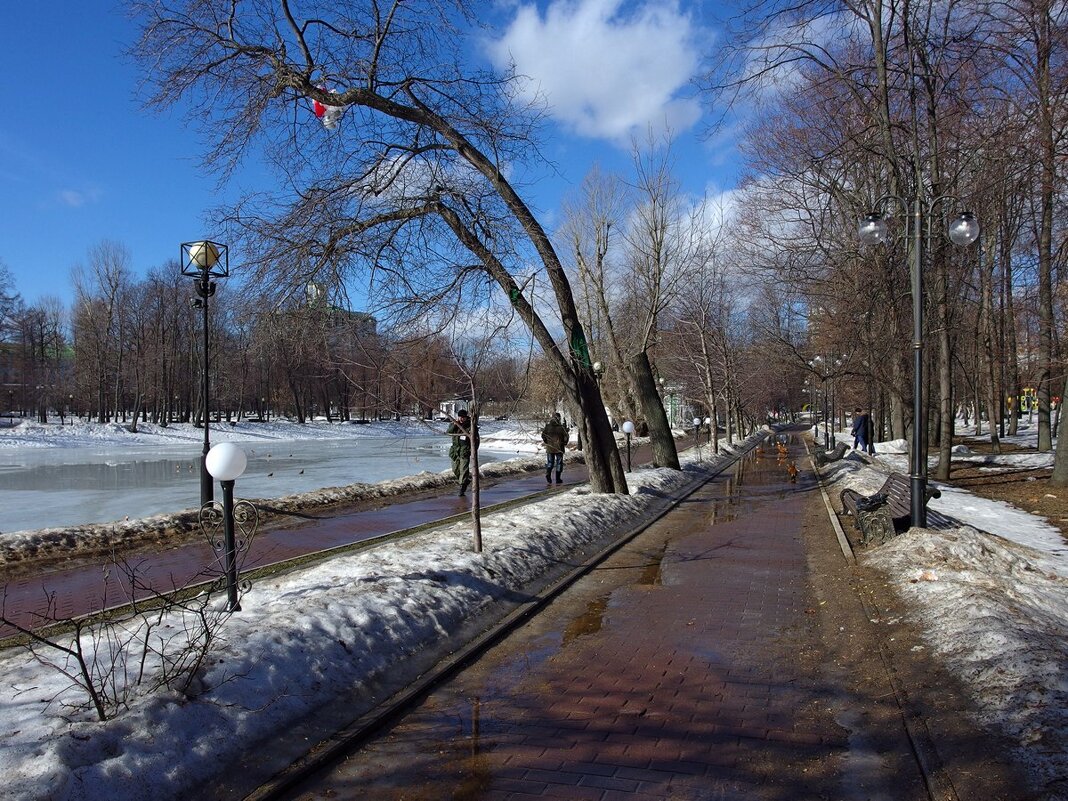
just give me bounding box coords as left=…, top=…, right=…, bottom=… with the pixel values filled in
left=572, top=370, right=629, bottom=492
left=437, top=204, right=627, bottom=494
left=628, top=350, right=679, bottom=469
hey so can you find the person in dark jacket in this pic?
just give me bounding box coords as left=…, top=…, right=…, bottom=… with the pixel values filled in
left=541, top=412, right=569, bottom=484
left=851, top=408, right=871, bottom=452
left=447, top=409, right=476, bottom=496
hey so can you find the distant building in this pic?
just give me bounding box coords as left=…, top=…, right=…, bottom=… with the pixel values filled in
left=303, top=284, right=377, bottom=342
left=438, top=399, right=469, bottom=420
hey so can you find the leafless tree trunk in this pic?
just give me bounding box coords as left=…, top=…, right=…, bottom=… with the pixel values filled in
left=133, top=0, right=627, bottom=493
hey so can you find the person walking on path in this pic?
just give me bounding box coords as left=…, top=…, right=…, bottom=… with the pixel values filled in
left=851, top=407, right=871, bottom=452
left=541, top=412, right=568, bottom=484
left=447, top=409, right=476, bottom=496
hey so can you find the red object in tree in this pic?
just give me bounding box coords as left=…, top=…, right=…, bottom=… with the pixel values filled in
left=312, top=94, right=341, bottom=129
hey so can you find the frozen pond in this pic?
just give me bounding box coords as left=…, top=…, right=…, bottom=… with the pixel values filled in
left=0, top=434, right=511, bottom=534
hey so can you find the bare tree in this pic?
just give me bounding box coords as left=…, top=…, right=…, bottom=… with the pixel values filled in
left=663, top=198, right=737, bottom=452
left=132, top=0, right=627, bottom=493
left=559, top=139, right=694, bottom=469
left=0, top=261, right=22, bottom=343
left=560, top=167, right=639, bottom=424
left=72, top=241, right=132, bottom=424
left=985, top=0, right=1068, bottom=453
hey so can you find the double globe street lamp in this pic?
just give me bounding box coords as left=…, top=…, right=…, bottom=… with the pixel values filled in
left=858, top=198, right=979, bottom=527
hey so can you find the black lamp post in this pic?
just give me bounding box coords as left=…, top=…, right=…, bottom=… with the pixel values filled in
left=657, top=377, right=668, bottom=426
left=829, top=356, right=843, bottom=447
left=860, top=201, right=979, bottom=527
left=181, top=240, right=229, bottom=507
left=203, top=442, right=258, bottom=612
left=809, top=357, right=830, bottom=449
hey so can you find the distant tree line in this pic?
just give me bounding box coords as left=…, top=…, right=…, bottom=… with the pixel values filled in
left=0, top=246, right=531, bottom=426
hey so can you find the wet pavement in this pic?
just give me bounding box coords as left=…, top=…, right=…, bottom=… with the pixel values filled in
left=2, top=473, right=575, bottom=636
left=0, top=452, right=633, bottom=637
left=272, top=432, right=932, bottom=801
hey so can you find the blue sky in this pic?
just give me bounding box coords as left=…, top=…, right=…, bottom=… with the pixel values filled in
left=0, top=1, right=744, bottom=307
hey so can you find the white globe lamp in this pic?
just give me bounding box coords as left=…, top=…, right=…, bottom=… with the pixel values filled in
left=205, top=442, right=247, bottom=482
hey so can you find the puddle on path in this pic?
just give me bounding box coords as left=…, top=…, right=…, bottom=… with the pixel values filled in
left=636, top=542, right=667, bottom=585
left=283, top=429, right=816, bottom=800
left=449, top=694, right=493, bottom=801
left=709, top=499, right=737, bottom=523
left=561, top=593, right=610, bottom=645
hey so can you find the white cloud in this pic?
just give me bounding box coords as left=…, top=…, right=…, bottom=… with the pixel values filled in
left=57, top=188, right=100, bottom=207
left=489, top=0, right=703, bottom=142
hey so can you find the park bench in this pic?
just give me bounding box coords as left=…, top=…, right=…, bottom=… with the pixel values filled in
left=839, top=473, right=955, bottom=546
left=812, top=441, right=848, bottom=466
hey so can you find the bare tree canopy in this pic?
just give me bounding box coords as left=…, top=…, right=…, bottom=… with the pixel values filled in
left=132, top=0, right=628, bottom=492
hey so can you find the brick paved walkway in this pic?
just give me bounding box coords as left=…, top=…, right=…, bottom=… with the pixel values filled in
left=0, top=464, right=595, bottom=637
left=280, top=436, right=932, bottom=800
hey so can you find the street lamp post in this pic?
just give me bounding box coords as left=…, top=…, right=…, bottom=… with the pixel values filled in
left=829, top=357, right=843, bottom=447
left=181, top=240, right=229, bottom=507
left=859, top=200, right=979, bottom=527
left=203, top=442, right=257, bottom=612
left=622, top=420, right=635, bottom=471
left=693, top=417, right=702, bottom=462
left=809, top=357, right=830, bottom=449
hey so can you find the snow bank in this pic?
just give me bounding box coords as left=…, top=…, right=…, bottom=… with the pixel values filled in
left=0, top=460, right=726, bottom=801
left=866, top=527, right=1068, bottom=796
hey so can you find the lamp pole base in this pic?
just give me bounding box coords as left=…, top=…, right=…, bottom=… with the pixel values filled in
left=910, top=474, right=927, bottom=529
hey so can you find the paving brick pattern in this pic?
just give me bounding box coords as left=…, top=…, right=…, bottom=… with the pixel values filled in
left=285, top=440, right=870, bottom=800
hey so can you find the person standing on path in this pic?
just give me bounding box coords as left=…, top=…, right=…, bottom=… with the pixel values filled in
left=541, top=412, right=568, bottom=484
left=447, top=409, right=476, bottom=496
